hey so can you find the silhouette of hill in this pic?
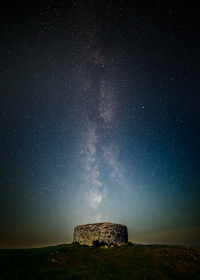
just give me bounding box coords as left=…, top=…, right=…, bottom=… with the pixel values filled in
left=0, top=243, right=200, bottom=279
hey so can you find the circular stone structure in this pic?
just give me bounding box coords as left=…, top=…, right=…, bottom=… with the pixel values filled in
left=73, top=222, right=128, bottom=246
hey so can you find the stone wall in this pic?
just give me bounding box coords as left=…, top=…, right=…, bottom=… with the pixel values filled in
left=73, top=222, right=128, bottom=246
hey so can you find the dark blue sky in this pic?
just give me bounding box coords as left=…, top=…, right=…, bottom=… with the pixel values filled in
left=1, top=0, right=200, bottom=248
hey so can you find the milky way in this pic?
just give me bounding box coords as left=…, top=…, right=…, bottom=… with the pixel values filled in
left=79, top=48, right=118, bottom=215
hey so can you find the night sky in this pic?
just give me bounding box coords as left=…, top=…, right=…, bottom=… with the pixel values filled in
left=1, top=1, right=200, bottom=249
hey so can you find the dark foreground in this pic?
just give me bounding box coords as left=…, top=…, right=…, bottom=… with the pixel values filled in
left=0, top=243, right=200, bottom=280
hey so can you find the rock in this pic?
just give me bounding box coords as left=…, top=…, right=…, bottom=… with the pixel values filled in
left=51, top=258, right=63, bottom=264
left=100, top=245, right=108, bottom=249
left=73, top=222, right=128, bottom=246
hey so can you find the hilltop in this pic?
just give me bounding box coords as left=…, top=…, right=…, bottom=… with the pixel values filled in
left=0, top=243, right=200, bottom=279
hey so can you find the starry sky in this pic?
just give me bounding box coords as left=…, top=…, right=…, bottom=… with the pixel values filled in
left=1, top=0, right=200, bottom=248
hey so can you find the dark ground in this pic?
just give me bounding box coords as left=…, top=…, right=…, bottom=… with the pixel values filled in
left=0, top=243, right=200, bottom=280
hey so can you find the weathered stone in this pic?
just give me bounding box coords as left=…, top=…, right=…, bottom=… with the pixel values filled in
left=73, top=222, right=128, bottom=246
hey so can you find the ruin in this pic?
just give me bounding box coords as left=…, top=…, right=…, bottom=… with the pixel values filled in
left=73, top=222, right=128, bottom=246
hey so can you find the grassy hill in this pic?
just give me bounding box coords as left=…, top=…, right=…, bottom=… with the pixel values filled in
left=0, top=243, right=200, bottom=280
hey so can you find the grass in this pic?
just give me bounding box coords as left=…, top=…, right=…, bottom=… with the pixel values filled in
left=0, top=243, right=200, bottom=279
